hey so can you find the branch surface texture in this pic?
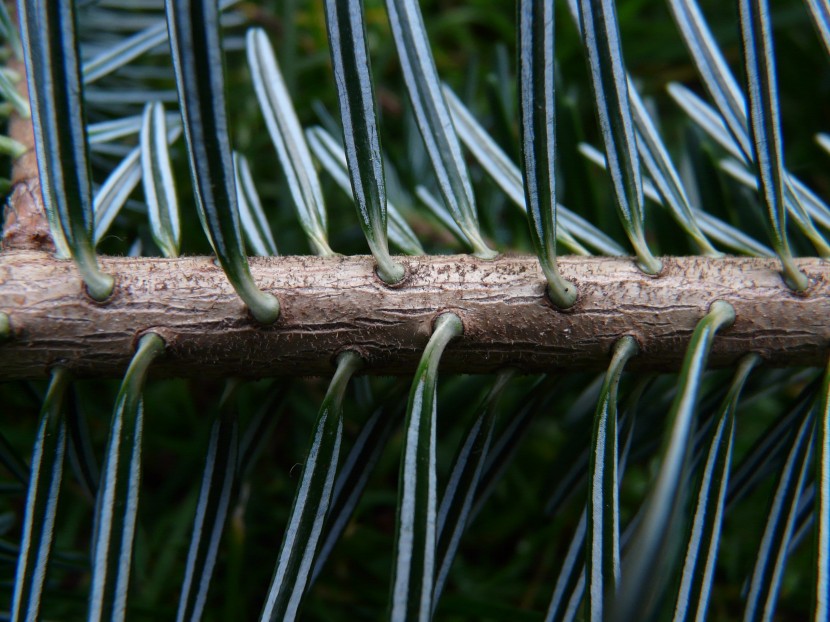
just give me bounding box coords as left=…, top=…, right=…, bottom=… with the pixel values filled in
left=1, top=54, right=53, bottom=254
left=0, top=251, right=826, bottom=378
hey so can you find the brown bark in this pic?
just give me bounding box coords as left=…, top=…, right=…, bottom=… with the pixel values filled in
left=0, top=251, right=827, bottom=379
left=1, top=55, right=54, bottom=254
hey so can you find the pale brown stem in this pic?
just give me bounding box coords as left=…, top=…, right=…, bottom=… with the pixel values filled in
left=1, top=54, right=53, bottom=254
left=0, top=251, right=827, bottom=379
